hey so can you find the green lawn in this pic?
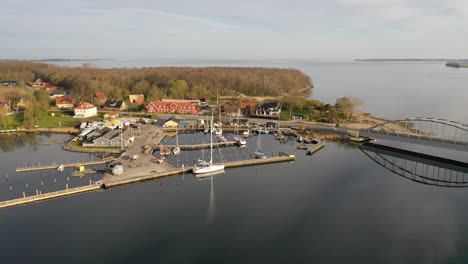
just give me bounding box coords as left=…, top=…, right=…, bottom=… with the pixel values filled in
left=38, top=113, right=102, bottom=128
left=0, top=112, right=103, bottom=130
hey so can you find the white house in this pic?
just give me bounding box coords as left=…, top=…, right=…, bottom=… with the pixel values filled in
left=74, top=102, right=97, bottom=118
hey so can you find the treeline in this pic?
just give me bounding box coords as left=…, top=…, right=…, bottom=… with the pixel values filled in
left=0, top=62, right=312, bottom=102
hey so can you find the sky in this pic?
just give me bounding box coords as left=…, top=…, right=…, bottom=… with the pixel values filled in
left=1, top=0, right=467, bottom=60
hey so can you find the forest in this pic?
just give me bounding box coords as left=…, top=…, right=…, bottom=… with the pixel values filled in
left=0, top=62, right=312, bottom=102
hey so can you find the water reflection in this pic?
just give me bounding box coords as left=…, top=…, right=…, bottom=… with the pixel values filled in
left=0, top=133, right=45, bottom=152
left=196, top=170, right=225, bottom=224
left=360, top=143, right=468, bottom=187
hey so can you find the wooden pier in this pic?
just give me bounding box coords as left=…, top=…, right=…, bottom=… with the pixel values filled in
left=104, top=155, right=295, bottom=188
left=153, top=141, right=237, bottom=150
left=16, top=157, right=114, bottom=173
left=307, top=141, right=325, bottom=155
left=224, top=155, right=295, bottom=168
left=1, top=155, right=295, bottom=209
left=0, top=184, right=101, bottom=209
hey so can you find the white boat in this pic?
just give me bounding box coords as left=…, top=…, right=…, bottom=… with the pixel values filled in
left=156, top=156, right=167, bottom=163
left=236, top=137, right=246, bottom=146
left=242, top=130, right=250, bottom=137
left=254, top=132, right=267, bottom=159
left=193, top=110, right=225, bottom=174
left=233, top=120, right=246, bottom=146
left=173, top=126, right=181, bottom=155
left=57, top=164, right=64, bottom=172
left=173, top=147, right=181, bottom=155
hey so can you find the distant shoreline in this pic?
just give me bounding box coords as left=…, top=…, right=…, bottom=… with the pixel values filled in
left=0, top=58, right=113, bottom=62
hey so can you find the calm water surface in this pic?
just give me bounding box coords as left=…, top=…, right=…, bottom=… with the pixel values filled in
left=1, top=133, right=468, bottom=263
left=3, top=60, right=467, bottom=263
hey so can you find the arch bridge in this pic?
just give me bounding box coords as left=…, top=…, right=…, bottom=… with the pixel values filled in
left=360, top=143, right=468, bottom=188
left=359, top=117, right=468, bottom=151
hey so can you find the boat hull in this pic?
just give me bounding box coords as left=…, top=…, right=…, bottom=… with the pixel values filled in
left=193, top=164, right=225, bottom=174
left=173, top=147, right=181, bottom=155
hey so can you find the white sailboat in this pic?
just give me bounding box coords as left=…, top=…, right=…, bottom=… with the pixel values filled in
left=173, top=126, right=181, bottom=155
left=234, top=120, right=246, bottom=146
left=254, top=132, right=267, bottom=159
left=193, top=111, right=225, bottom=174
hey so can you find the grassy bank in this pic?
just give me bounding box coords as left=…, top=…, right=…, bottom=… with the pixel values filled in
left=0, top=112, right=103, bottom=131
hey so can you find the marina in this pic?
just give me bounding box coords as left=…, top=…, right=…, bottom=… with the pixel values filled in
left=0, top=123, right=304, bottom=209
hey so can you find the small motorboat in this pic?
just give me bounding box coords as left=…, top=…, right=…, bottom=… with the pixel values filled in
left=156, top=156, right=167, bottom=163
left=242, top=130, right=250, bottom=137
left=57, top=164, right=64, bottom=172
left=160, top=147, right=171, bottom=156
left=236, top=137, right=247, bottom=146
left=255, top=151, right=267, bottom=159
left=173, top=147, right=181, bottom=155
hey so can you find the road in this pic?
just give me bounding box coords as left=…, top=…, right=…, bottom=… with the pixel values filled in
left=153, top=113, right=347, bottom=135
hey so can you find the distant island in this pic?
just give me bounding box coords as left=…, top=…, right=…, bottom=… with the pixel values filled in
left=355, top=58, right=468, bottom=62
left=445, top=62, right=468, bottom=68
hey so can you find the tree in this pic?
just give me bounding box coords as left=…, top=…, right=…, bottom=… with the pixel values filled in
left=133, top=80, right=150, bottom=94
left=335, top=96, right=364, bottom=120
left=146, top=84, right=163, bottom=102
left=32, top=90, right=50, bottom=119
left=0, top=106, right=11, bottom=128
left=168, top=80, right=188, bottom=98
left=280, top=94, right=305, bottom=116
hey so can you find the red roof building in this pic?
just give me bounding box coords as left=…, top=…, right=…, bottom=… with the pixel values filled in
left=146, top=100, right=197, bottom=114
left=94, top=92, right=107, bottom=106
left=74, top=102, right=97, bottom=118
left=0, top=96, right=10, bottom=112
left=55, top=97, right=75, bottom=109
left=42, top=82, right=57, bottom=91
left=240, top=100, right=256, bottom=108
left=129, top=94, right=145, bottom=105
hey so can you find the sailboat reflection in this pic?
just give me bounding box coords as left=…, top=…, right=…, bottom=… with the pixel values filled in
left=195, top=170, right=225, bottom=224
left=360, top=143, right=468, bottom=188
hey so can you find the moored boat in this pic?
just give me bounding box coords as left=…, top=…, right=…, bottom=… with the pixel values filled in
left=193, top=110, right=225, bottom=174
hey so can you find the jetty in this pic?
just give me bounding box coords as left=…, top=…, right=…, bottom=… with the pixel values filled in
left=0, top=184, right=101, bottom=209
left=307, top=141, right=325, bottom=155
left=16, top=157, right=114, bottom=173
left=152, top=141, right=237, bottom=150
left=103, top=155, right=295, bottom=188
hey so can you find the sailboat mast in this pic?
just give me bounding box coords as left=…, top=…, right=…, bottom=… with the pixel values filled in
left=210, top=110, right=214, bottom=164
left=217, top=89, right=221, bottom=132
